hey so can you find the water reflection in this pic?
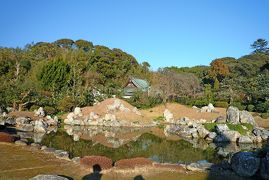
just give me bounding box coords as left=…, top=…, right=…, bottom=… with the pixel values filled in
left=12, top=124, right=264, bottom=164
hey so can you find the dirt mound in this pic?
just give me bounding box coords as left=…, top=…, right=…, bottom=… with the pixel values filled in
left=80, top=155, right=113, bottom=170
left=81, top=98, right=144, bottom=122
left=141, top=103, right=226, bottom=122
left=0, top=132, right=15, bottom=142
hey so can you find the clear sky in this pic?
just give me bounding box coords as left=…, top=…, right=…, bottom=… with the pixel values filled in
left=0, top=0, right=269, bottom=70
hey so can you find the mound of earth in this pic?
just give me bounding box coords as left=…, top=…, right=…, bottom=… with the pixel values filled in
left=81, top=98, right=147, bottom=123
left=78, top=98, right=226, bottom=123
left=141, top=103, right=226, bottom=122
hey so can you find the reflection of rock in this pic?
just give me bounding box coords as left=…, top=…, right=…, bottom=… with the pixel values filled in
left=33, top=133, right=46, bottom=143
left=187, top=160, right=213, bottom=171
left=30, top=175, right=69, bottom=180
left=260, top=152, right=269, bottom=179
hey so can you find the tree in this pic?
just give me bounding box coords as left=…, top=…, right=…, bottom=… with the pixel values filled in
left=54, top=38, right=74, bottom=49
left=251, top=38, right=268, bottom=54
left=75, top=40, right=93, bottom=52
left=209, top=59, right=230, bottom=81
left=37, top=59, right=71, bottom=91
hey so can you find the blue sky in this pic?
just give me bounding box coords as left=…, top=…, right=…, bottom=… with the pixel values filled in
left=0, top=0, right=269, bottom=69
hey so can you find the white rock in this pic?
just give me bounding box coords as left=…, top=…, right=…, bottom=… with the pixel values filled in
left=35, top=107, right=45, bottom=117
left=74, top=107, right=82, bottom=116
left=163, top=109, right=174, bottom=123
left=34, top=119, right=48, bottom=133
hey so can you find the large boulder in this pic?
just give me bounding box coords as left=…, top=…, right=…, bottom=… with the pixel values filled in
left=34, top=107, right=45, bottom=117
left=15, top=117, right=31, bottom=125
left=214, top=130, right=241, bottom=142
left=215, top=124, right=229, bottom=133
left=163, top=109, right=174, bottom=123
left=5, top=117, right=16, bottom=125
left=30, top=175, right=69, bottom=180
left=197, top=126, right=210, bottom=139
left=226, top=106, right=240, bottom=124
left=34, top=119, right=48, bottom=133
left=239, top=110, right=257, bottom=127
left=238, top=136, right=253, bottom=144
left=74, top=107, right=82, bottom=116
left=260, top=152, right=269, bottom=179
left=231, top=152, right=260, bottom=177
left=16, top=124, right=34, bottom=132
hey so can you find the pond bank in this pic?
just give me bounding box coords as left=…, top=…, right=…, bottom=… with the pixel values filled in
left=0, top=142, right=211, bottom=180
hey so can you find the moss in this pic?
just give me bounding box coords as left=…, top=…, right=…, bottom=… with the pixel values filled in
left=203, top=122, right=253, bottom=135
left=153, top=116, right=165, bottom=122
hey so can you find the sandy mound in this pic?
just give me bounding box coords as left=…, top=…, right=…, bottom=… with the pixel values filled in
left=81, top=98, right=145, bottom=122
left=141, top=103, right=226, bottom=122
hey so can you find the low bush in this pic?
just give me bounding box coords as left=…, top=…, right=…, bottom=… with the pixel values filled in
left=44, top=106, right=57, bottom=115
left=29, top=105, right=39, bottom=111
left=247, top=104, right=255, bottom=112
left=230, top=102, right=246, bottom=111
left=261, top=112, right=269, bottom=119
left=214, top=101, right=229, bottom=108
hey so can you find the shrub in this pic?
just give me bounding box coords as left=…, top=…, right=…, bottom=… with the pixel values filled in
left=192, top=99, right=209, bottom=108
left=214, top=101, right=229, bottom=108
left=29, top=105, right=39, bottom=111
left=255, top=100, right=269, bottom=113
left=230, top=102, right=246, bottom=110
left=57, top=96, right=76, bottom=112
left=44, top=106, right=57, bottom=115
left=247, top=104, right=255, bottom=112
left=261, top=113, right=269, bottom=119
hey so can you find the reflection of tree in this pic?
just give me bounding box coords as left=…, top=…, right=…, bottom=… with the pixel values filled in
left=42, top=131, right=219, bottom=163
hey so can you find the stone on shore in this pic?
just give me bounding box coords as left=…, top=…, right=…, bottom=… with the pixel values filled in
left=231, top=152, right=260, bottom=177
left=30, top=175, right=69, bottom=180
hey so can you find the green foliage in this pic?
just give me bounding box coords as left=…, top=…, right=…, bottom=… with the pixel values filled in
left=214, top=101, right=229, bottom=108
left=57, top=96, right=76, bottom=112
left=261, top=113, right=269, bottom=119
left=247, top=104, right=255, bottom=112
left=44, top=106, right=57, bottom=115
left=153, top=116, right=165, bottom=122
left=128, top=90, right=163, bottom=109
left=37, top=59, right=71, bottom=91
left=230, top=102, right=246, bottom=110
left=204, top=123, right=253, bottom=135
left=29, top=105, right=39, bottom=111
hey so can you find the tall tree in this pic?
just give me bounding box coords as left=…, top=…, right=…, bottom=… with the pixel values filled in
left=251, top=38, right=268, bottom=54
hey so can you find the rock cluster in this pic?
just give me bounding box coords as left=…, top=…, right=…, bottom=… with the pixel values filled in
left=200, top=103, right=216, bottom=113
left=226, top=106, right=257, bottom=126
left=64, top=99, right=146, bottom=127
